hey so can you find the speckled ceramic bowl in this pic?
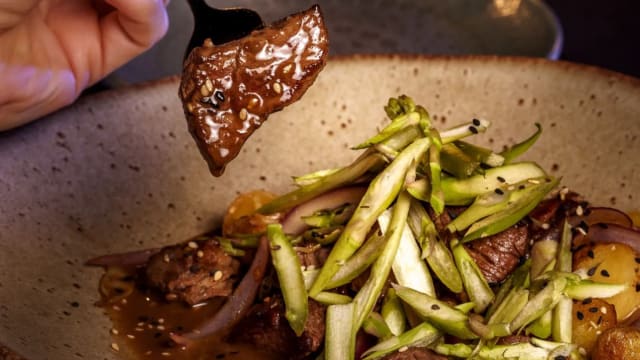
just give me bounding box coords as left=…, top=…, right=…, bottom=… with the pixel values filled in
left=1, top=55, right=639, bottom=359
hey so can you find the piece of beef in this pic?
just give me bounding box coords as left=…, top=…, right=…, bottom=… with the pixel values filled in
left=179, top=5, right=329, bottom=176
left=145, top=238, right=240, bottom=305
left=464, top=224, right=530, bottom=284
left=230, top=295, right=325, bottom=359
left=382, top=347, right=448, bottom=360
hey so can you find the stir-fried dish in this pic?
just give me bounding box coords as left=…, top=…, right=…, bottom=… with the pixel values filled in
left=88, top=5, right=640, bottom=360
left=89, top=94, right=640, bottom=359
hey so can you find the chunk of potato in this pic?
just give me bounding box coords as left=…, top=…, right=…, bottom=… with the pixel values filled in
left=222, top=190, right=280, bottom=236
left=572, top=298, right=617, bottom=355
left=573, top=242, right=640, bottom=322
left=593, top=326, right=640, bottom=360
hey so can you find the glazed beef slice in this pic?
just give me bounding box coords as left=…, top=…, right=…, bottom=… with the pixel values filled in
left=179, top=5, right=329, bottom=176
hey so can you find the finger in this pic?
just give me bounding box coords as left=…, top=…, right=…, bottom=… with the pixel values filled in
left=0, top=63, right=76, bottom=131
left=98, top=0, right=168, bottom=76
left=0, top=0, right=39, bottom=30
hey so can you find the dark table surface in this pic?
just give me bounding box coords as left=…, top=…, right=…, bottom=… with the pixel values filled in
left=545, top=0, right=640, bottom=78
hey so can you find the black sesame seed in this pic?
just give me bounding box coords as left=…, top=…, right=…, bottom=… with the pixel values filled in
left=431, top=304, right=440, bottom=311
left=472, top=118, right=481, bottom=126
left=636, top=283, right=640, bottom=292
left=597, top=315, right=603, bottom=325
left=601, top=269, right=610, bottom=277
left=587, top=265, right=598, bottom=276
left=214, top=90, right=225, bottom=102
left=468, top=126, right=479, bottom=134
left=494, top=188, right=504, bottom=195
left=582, top=297, right=593, bottom=305
left=497, top=176, right=506, bottom=183
left=576, top=311, right=584, bottom=320
left=518, top=184, right=526, bottom=190
left=587, top=249, right=595, bottom=259
left=589, top=307, right=598, bottom=313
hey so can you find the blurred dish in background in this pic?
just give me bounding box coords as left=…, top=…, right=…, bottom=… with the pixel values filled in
left=107, top=0, right=562, bottom=85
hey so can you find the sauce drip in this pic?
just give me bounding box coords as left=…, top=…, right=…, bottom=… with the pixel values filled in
left=100, top=266, right=276, bottom=359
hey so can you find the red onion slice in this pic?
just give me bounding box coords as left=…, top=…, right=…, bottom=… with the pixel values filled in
left=85, top=248, right=160, bottom=267
left=281, top=186, right=366, bottom=236
left=170, top=235, right=270, bottom=345
left=569, top=207, right=633, bottom=228
left=584, top=223, right=640, bottom=253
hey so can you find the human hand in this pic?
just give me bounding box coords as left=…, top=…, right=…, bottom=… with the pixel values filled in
left=0, top=0, right=169, bottom=130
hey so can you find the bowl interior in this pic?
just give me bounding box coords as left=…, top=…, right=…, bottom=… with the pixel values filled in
left=0, top=55, right=638, bottom=359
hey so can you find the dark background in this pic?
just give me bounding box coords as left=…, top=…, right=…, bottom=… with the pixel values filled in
left=545, top=0, right=640, bottom=78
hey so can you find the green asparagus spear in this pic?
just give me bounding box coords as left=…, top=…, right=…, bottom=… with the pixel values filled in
left=363, top=312, right=393, bottom=339
left=500, top=123, right=542, bottom=164
left=351, top=191, right=412, bottom=330
left=451, top=239, right=495, bottom=313
left=552, top=220, right=573, bottom=343
left=361, top=322, right=441, bottom=360
left=325, top=302, right=356, bottom=360
left=310, top=139, right=430, bottom=296
left=394, top=285, right=478, bottom=340
left=267, top=224, right=308, bottom=336
left=382, top=288, right=407, bottom=336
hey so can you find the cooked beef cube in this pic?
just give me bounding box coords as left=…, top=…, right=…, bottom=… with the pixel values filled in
left=145, top=239, right=240, bottom=305
left=382, top=347, right=448, bottom=360
left=295, top=242, right=330, bottom=270
left=230, top=296, right=325, bottom=359
left=464, top=224, right=530, bottom=284
left=179, top=5, right=329, bottom=176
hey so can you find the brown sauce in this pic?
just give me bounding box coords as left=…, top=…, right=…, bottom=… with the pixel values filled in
left=100, top=266, right=276, bottom=360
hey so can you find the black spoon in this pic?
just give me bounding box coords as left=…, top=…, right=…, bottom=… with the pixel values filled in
left=184, top=0, right=264, bottom=60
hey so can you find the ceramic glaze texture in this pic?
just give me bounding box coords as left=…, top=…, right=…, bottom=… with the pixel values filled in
left=0, top=56, right=638, bottom=360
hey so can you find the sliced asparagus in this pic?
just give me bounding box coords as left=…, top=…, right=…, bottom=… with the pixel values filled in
left=310, top=139, right=429, bottom=296
left=267, top=224, right=308, bottom=336
left=361, top=322, right=441, bottom=360
left=325, top=302, right=355, bottom=360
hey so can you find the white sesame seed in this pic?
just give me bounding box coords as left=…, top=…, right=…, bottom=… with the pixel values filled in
left=576, top=205, right=584, bottom=216
left=213, top=270, right=223, bottom=281
left=200, top=85, right=210, bottom=97
left=186, top=103, right=194, bottom=113
left=577, top=227, right=587, bottom=235
left=161, top=351, right=171, bottom=356
left=126, top=334, right=135, bottom=339
left=112, top=305, right=121, bottom=311
left=157, top=325, right=166, bottom=331
left=196, top=250, right=204, bottom=258
left=158, top=318, right=165, bottom=324
left=399, top=346, right=408, bottom=352
left=111, top=328, right=119, bottom=335
left=596, top=330, right=602, bottom=335
left=528, top=179, right=540, bottom=185
left=239, top=108, right=248, bottom=121
left=135, top=327, right=144, bottom=332
left=541, top=223, right=550, bottom=230
left=121, top=298, right=128, bottom=304
left=205, top=79, right=214, bottom=93
left=111, top=343, right=120, bottom=352
left=188, top=241, right=198, bottom=249
left=601, top=306, right=607, bottom=314
left=273, top=82, right=282, bottom=94
left=163, top=254, right=170, bottom=263
left=283, top=64, right=292, bottom=74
